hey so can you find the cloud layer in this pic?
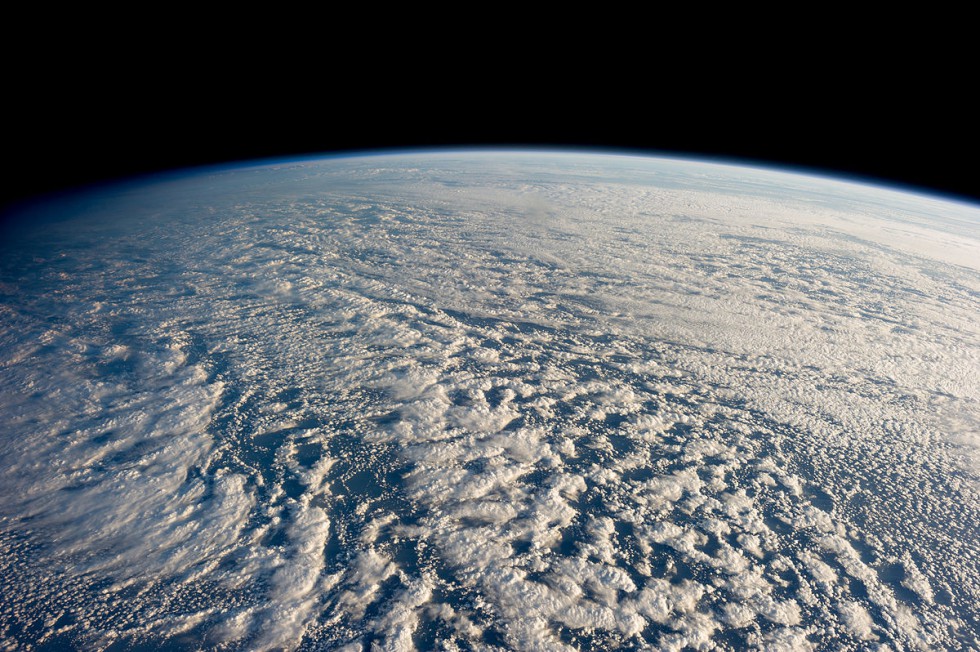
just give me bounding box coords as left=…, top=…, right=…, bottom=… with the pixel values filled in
left=1, top=152, right=978, bottom=650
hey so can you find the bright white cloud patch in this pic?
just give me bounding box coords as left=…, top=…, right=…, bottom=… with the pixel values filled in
left=1, top=152, right=978, bottom=650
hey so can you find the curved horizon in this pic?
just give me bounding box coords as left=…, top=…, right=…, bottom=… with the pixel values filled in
left=5, top=146, right=979, bottom=223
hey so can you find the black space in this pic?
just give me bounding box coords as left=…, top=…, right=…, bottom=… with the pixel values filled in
left=4, top=40, right=976, bottom=214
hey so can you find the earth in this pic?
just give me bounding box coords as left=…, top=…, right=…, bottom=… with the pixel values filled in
left=0, top=151, right=977, bottom=651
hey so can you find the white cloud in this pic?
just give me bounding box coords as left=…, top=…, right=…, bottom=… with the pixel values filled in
left=838, top=601, right=877, bottom=641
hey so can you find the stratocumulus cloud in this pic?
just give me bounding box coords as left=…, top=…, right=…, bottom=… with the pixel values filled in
left=1, top=152, right=978, bottom=650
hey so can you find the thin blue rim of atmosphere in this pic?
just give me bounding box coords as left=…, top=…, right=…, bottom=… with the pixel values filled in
left=7, top=145, right=980, bottom=215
